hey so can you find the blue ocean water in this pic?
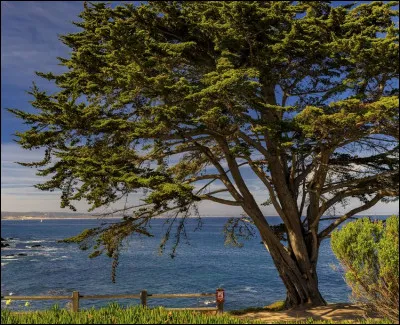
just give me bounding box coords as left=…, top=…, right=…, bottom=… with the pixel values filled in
left=1, top=217, right=352, bottom=311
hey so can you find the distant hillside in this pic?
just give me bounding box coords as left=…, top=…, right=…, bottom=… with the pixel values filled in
left=1, top=211, right=92, bottom=217
left=0, top=211, right=125, bottom=219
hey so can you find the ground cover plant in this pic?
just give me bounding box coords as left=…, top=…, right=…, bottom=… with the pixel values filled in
left=1, top=304, right=394, bottom=324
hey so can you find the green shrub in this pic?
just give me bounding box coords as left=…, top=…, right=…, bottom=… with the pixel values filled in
left=331, top=215, right=399, bottom=322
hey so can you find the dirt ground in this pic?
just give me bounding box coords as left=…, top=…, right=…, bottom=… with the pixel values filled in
left=236, top=303, right=373, bottom=323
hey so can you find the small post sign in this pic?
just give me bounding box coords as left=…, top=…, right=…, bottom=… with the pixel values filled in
left=216, top=288, right=224, bottom=313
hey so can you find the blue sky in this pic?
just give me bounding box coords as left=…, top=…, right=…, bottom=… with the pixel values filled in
left=1, top=1, right=398, bottom=216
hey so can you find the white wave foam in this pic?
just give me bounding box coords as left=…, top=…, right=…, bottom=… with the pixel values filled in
left=1, top=248, right=27, bottom=251
left=1, top=256, right=20, bottom=260
left=8, top=239, right=43, bottom=242
left=203, top=300, right=216, bottom=305
left=42, top=247, right=59, bottom=251
left=50, top=256, right=69, bottom=261
left=31, top=252, right=51, bottom=257
left=243, top=286, right=258, bottom=293
left=26, top=247, right=59, bottom=255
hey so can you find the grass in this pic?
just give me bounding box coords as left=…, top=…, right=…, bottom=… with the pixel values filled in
left=1, top=303, right=258, bottom=324
left=1, top=303, right=394, bottom=324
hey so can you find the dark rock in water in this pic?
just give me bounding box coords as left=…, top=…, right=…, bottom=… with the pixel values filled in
left=31, top=244, right=42, bottom=248
left=8, top=238, right=14, bottom=240
left=5, top=254, right=14, bottom=257
left=17, top=253, right=28, bottom=256
left=1, top=238, right=10, bottom=248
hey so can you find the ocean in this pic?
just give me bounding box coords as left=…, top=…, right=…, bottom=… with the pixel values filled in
left=1, top=217, right=354, bottom=311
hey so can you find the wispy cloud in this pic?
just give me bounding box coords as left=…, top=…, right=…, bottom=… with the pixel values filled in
left=0, top=143, right=241, bottom=214
left=2, top=143, right=398, bottom=215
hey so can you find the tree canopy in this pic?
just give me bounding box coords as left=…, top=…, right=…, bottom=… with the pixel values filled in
left=8, top=1, right=399, bottom=306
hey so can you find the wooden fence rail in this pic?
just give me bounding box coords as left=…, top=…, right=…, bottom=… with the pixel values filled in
left=1, top=288, right=225, bottom=314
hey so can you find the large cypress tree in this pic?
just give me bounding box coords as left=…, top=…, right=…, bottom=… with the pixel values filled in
left=9, top=1, right=399, bottom=307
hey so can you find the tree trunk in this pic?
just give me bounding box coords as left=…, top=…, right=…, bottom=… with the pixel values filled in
left=265, top=238, right=326, bottom=308
left=250, top=210, right=326, bottom=308
left=242, top=200, right=327, bottom=308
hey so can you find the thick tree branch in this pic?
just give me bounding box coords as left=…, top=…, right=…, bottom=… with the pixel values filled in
left=322, top=170, right=399, bottom=194
left=238, top=131, right=270, bottom=159
left=318, top=194, right=384, bottom=239
left=294, top=161, right=316, bottom=188
left=247, top=160, right=287, bottom=220
left=318, top=186, right=398, bottom=221
left=298, top=176, right=307, bottom=217
left=184, top=174, right=221, bottom=184
left=198, top=193, right=242, bottom=206
left=188, top=137, right=243, bottom=202
left=307, top=149, right=334, bottom=223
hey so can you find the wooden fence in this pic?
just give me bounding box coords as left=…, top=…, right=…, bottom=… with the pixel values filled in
left=1, top=289, right=225, bottom=313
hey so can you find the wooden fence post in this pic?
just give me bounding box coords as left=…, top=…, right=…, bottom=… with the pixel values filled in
left=216, top=288, right=224, bottom=314
left=140, top=290, right=148, bottom=307
left=72, top=291, right=80, bottom=312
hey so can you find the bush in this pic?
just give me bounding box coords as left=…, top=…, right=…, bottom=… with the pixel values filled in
left=331, top=215, right=399, bottom=322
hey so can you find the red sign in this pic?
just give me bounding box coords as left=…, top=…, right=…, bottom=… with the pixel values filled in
left=216, top=289, right=225, bottom=303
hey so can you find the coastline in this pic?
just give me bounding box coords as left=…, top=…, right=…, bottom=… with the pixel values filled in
left=0, top=214, right=388, bottom=221
left=0, top=215, right=265, bottom=220
left=1, top=216, right=121, bottom=220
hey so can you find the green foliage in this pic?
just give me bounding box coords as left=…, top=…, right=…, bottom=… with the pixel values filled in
left=331, top=216, right=399, bottom=322
left=223, top=216, right=256, bottom=248
left=295, top=96, right=399, bottom=143
left=1, top=305, right=260, bottom=324
left=0, top=304, right=393, bottom=324
left=7, top=0, right=399, bottom=289
left=378, top=216, right=399, bottom=287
